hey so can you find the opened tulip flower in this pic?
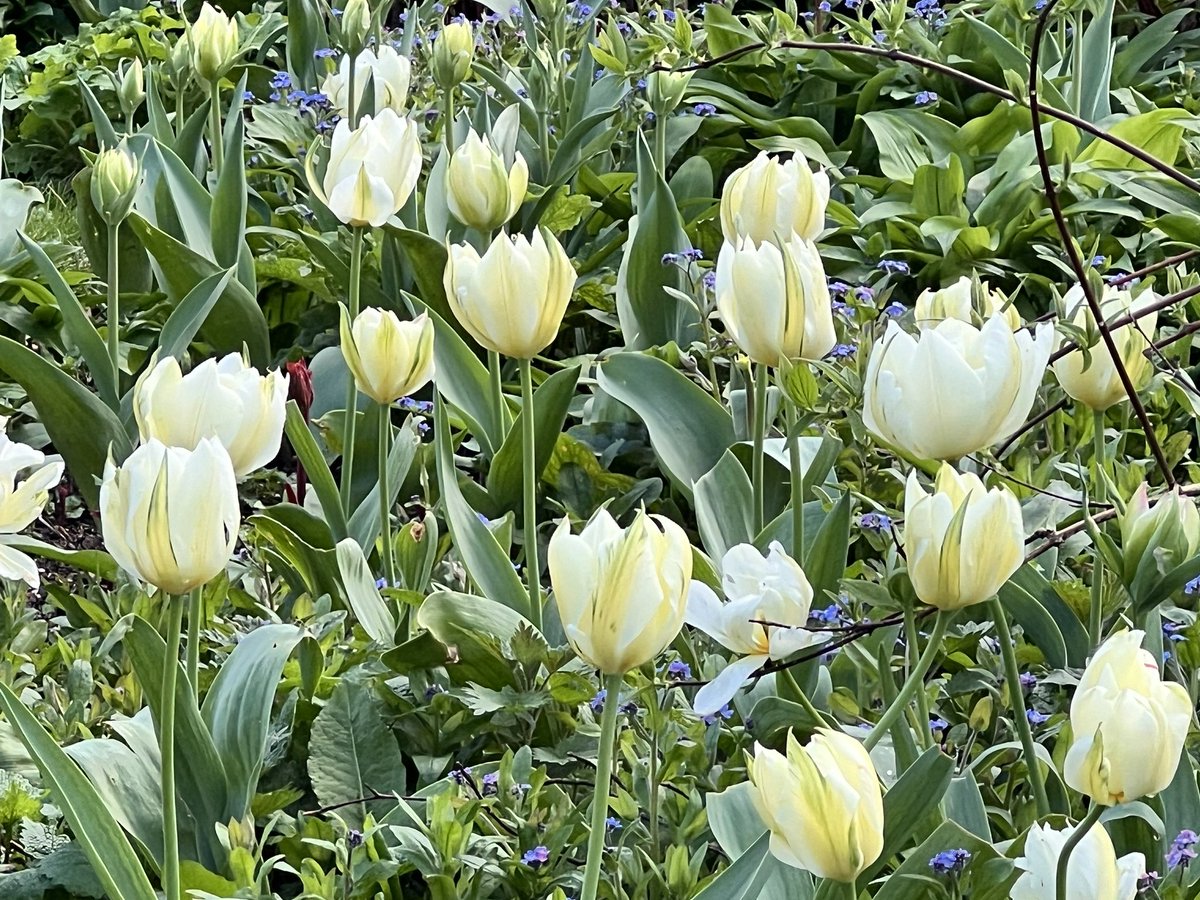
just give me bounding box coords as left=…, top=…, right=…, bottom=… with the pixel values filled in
left=1012, top=822, right=1143, bottom=900
left=308, top=109, right=422, bottom=227
left=862, top=315, right=1054, bottom=460
left=321, top=45, right=411, bottom=119
left=189, top=2, right=240, bottom=82
left=1052, top=284, right=1158, bottom=411
left=340, top=306, right=435, bottom=405
left=686, top=542, right=821, bottom=715
left=446, top=128, right=528, bottom=232
left=133, top=354, right=288, bottom=479
left=720, top=151, right=829, bottom=244
left=0, top=421, right=64, bottom=588
left=915, top=276, right=1021, bottom=331
left=1120, top=484, right=1200, bottom=587
left=444, top=228, right=575, bottom=358
left=748, top=730, right=884, bottom=883
left=903, top=464, right=1024, bottom=610
left=1064, top=629, right=1191, bottom=805
left=715, top=236, right=836, bottom=366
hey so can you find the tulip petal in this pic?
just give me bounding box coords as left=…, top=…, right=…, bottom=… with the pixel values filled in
left=692, top=654, right=765, bottom=717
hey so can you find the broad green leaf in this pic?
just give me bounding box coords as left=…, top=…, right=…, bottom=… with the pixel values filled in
left=335, top=538, right=397, bottom=645
left=283, top=401, right=349, bottom=541
left=690, top=832, right=775, bottom=900
left=156, top=268, right=236, bottom=361
left=1007, top=564, right=1089, bottom=667
left=77, top=79, right=119, bottom=150
left=1078, top=108, right=1192, bottom=170
left=251, top=507, right=344, bottom=604
left=694, top=450, right=753, bottom=560
left=210, top=98, right=248, bottom=269
left=5, top=537, right=117, bottom=582
left=872, top=821, right=1014, bottom=899
left=943, top=772, right=991, bottom=840
left=800, top=492, right=851, bottom=602
left=1076, top=0, right=1115, bottom=124
left=348, top=417, right=420, bottom=552
left=861, top=746, right=954, bottom=884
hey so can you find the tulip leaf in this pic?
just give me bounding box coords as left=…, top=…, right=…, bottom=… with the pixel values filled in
left=798, top=491, right=851, bottom=602
left=861, top=746, right=954, bottom=884
left=157, top=267, right=237, bottom=361
left=694, top=449, right=754, bottom=560
left=596, top=352, right=734, bottom=500
left=1158, top=752, right=1200, bottom=867
left=335, top=538, right=397, bottom=645
left=250, top=506, right=345, bottom=605
left=1006, top=563, right=1089, bottom=667
left=745, top=696, right=824, bottom=744
left=283, top=401, right=350, bottom=541
left=386, top=226, right=461, bottom=339
left=211, top=89, right=248, bottom=269
left=0, top=682, right=159, bottom=900
left=486, top=364, right=581, bottom=512
left=997, top=578, right=1068, bottom=671
left=434, top=396, right=531, bottom=618
left=943, top=772, right=991, bottom=841
left=689, top=831, right=777, bottom=900
left=77, top=78, right=119, bottom=151
left=870, top=821, right=1014, bottom=900
left=348, top=417, right=420, bottom=552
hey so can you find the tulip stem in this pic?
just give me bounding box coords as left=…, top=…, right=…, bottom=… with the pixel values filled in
left=1054, top=803, right=1104, bottom=900
left=341, top=227, right=365, bottom=517
left=441, top=90, right=455, bottom=158
left=186, top=587, right=202, bottom=698
left=208, top=81, right=223, bottom=177
left=347, top=55, right=359, bottom=130
left=863, top=611, right=949, bottom=751
left=904, top=600, right=932, bottom=751
left=787, top=401, right=805, bottom=565
left=488, top=350, right=506, bottom=437
left=990, top=597, right=1051, bottom=817
left=581, top=672, right=623, bottom=900
left=751, top=363, right=769, bottom=536
left=378, top=404, right=397, bottom=609
left=160, top=600, right=184, bottom=900
left=1089, top=410, right=1106, bottom=646
left=106, top=223, right=120, bottom=393
left=519, top=358, right=542, bottom=630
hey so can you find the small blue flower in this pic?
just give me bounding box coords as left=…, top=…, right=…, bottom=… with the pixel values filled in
left=348, top=829, right=364, bottom=848
left=242, top=90, right=255, bottom=103
left=661, top=252, right=681, bottom=266
left=853, top=285, right=875, bottom=302
left=1167, top=830, right=1198, bottom=869
left=271, top=71, right=293, bottom=89
left=830, top=343, right=857, bottom=359
left=883, top=300, right=906, bottom=317
left=666, top=659, right=692, bottom=680
left=682, top=248, right=705, bottom=261
left=314, top=47, right=339, bottom=58
left=482, top=771, right=500, bottom=795
left=929, top=848, right=971, bottom=875
left=450, top=766, right=472, bottom=785
left=818, top=0, right=831, bottom=10
left=1026, top=709, right=1049, bottom=726
left=635, top=76, right=647, bottom=91
left=877, top=259, right=910, bottom=275
left=620, top=699, right=638, bottom=715
left=522, top=845, right=550, bottom=868
left=1019, top=671, right=1038, bottom=689
left=605, top=816, right=622, bottom=830
left=590, top=689, right=607, bottom=712
left=691, top=102, right=718, bottom=117
left=645, top=111, right=657, bottom=124
left=930, top=716, right=949, bottom=733
left=702, top=271, right=717, bottom=291
left=831, top=298, right=851, bottom=316
left=663, top=8, right=676, bottom=22
left=1186, top=576, right=1200, bottom=595
left=1090, top=254, right=1106, bottom=268
left=914, top=90, right=938, bottom=106
left=810, top=603, right=843, bottom=625
left=845, top=0, right=860, bottom=8
left=701, top=704, right=734, bottom=726
left=859, top=512, right=892, bottom=533
left=828, top=280, right=852, bottom=297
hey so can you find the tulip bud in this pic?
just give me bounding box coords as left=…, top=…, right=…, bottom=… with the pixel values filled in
left=715, top=236, right=836, bottom=366
left=444, top=228, right=575, bottom=359
left=915, top=276, right=1021, bottom=331
left=133, top=353, right=289, bottom=479
left=339, top=306, right=435, bottom=405
left=1013, top=822, right=1143, bottom=900
left=90, top=145, right=141, bottom=226
left=0, top=419, right=65, bottom=589
left=189, top=2, right=240, bottom=83
left=862, top=316, right=1055, bottom=460
left=969, top=695, right=993, bottom=731
left=340, top=0, right=372, bottom=53
left=903, top=464, right=1024, bottom=610
left=445, top=129, right=528, bottom=232
left=720, top=152, right=830, bottom=244
left=548, top=509, right=692, bottom=674
left=1052, top=283, right=1157, bottom=411
left=100, top=438, right=241, bottom=595
left=320, top=45, right=411, bottom=119
left=646, top=64, right=691, bottom=116
left=431, top=22, right=474, bottom=89
left=747, top=730, right=884, bottom=882
left=1119, top=484, right=1200, bottom=587
left=118, top=58, right=145, bottom=118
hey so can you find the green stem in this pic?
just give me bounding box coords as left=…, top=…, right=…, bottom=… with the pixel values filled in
left=441, top=88, right=455, bottom=158
left=863, top=612, right=950, bottom=751
left=1089, top=409, right=1106, bottom=646
left=160, top=600, right=184, bottom=900
left=1054, top=804, right=1104, bottom=900
left=751, top=363, right=769, bottom=536
left=1071, top=10, right=1084, bottom=116
left=106, top=223, right=120, bottom=392
left=653, top=117, right=667, bottom=175
left=580, top=672, right=623, bottom=900
left=488, top=350, right=506, bottom=436
left=208, top=81, right=223, bottom=176
left=340, top=228, right=365, bottom=517
left=788, top=402, right=805, bottom=564
left=990, top=597, right=1051, bottom=817
left=519, top=359, right=542, bottom=631
left=378, top=404, right=397, bottom=611
left=905, top=601, right=932, bottom=751
left=186, top=587, right=202, bottom=698
left=347, top=51, right=359, bottom=129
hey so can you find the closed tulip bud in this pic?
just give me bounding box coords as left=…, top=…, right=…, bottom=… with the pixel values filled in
left=320, top=45, right=411, bottom=119
left=118, top=58, right=145, bottom=116
left=1013, top=822, right=1143, bottom=900
left=969, top=695, right=993, bottom=731
left=716, top=236, right=837, bottom=366
left=1064, top=629, right=1191, bottom=805
left=548, top=509, right=692, bottom=674
left=863, top=316, right=1054, bottom=460
left=646, top=66, right=691, bottom=115
left=903, top=464, right=1024, bottom=610
left=133, top=353, right=288, bottom=479
left=308, top=109, right=422, bottom=227
left=1120, top=484, right=1200, bottom=586
left=1053, top=284, right=1158, bottom=411
left=189, top=2, right=240, bottom=83
left=720, top=152, right=830, bottom=244
left=915, top=276, right=1021, bottom=331
left=340, top=306, right=435, bottom=405
left=340, top=0, right=372, bottom=52
left=0, top=420, right=64, bottom=588
left=444, top=228, right=574, bottom=358
left=90, top=145, right=141, bottom=226
left=431, top=22, right=474, bottom=89
left=100, top=438, right=240, bottom=595
left=446, top=129, right=528, bottom=232
left=686, top=542, right=821, bottom=715
left=747, top=730, right=884, bottom=882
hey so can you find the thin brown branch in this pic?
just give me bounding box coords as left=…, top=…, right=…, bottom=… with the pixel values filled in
left=1048, top=283, right=1200, bottom=364
left=994, top=398, right=1069, bottom=458
left=1108, top=250, right=1200, bottom=287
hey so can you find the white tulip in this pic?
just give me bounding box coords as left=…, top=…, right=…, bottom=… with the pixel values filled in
left=1063, top=630, right=1191, bottom=805
left=1013, top=822, right=1143, bottom=900
left=100, top=439, right=240, bottom=596
left=340, top=306, right=435, bottom=405
left=1119, top=483, right=1200, bottom=586
left=445, top=129, right=528, bottom=232
left=686, top=542, right=821, bottom=715
left=133, top=354, right=288, bottom=479
left=189, top=2, right=240, bottom=83
left=307, top=109, right=422, bottom=228
left=0, top=421, right=64, bottom=588
left=720, top=152, right=830, bottom=244
left=862, top=316, right=1054, bottom=460
left=715, top=236, right=837, bottom=366
left=915, top=276, right=1021, bottom=331
left=320, top=45, right=411, bottom=118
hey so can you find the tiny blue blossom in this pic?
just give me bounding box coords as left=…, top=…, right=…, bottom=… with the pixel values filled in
left=522, top=845, right=550, bottom=868
left=606, top=816, right=622, bottom=830
left=482, top=771, right=500, bottom=795
left=661, top=252, right=681, bottom=266
left=1185, top=576, right=1200, bottom=595
left=859, top=512, right=892, bottom=533
left=929, top=848, right=971, bottom=875
left=914, top=91, right=938, bottom=106
left=930, top=717, right=949, bottom=732
left=702, top=271, right=717, bottom=291
left=1019, top=671, right=1038, bottom=689
left=810, top=603, right=843, bottom=625
left=666, top=659, right=692, bottom=680
left=1167, top=830, right=1198, bottom=869
left=818, top=1, right=831, bottom=11
left=830, top=343, right=857, bottom=359
left=314, top=47, right=338, bottom=58
left=831, top=299, right=851, bottom=316
left=877, top=259, right=910, bottom=275
left=450, top=766, right=472, bottom=785
left=691, top=102, right=718, bottom=117
left=828, top=280, right=852, bottom=297
left=853, top=285, right=875, bottom=302
left=883, top=301, right=906, bottom=316
left=590, top=690, right=607, bottom=712
left=1026, top=709, right=1049, bottom=725
left=701, top=704, right=734, bottom=726
left=1091, top=255, right=1106, bottom=268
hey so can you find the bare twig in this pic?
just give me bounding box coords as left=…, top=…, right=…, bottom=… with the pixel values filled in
left=1108, top=250, right=1200, bottom=287
left=994, top=398, right=1069, bottom=458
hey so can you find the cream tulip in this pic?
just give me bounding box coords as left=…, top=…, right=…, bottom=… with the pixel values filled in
left=0, top=421, right=64, bottom=588
left=340, top=306, right=435, bottom=404
left=189, top=2, right=240, bottom=83
left=720, top=152, right=830, bottom=244
left=715, top=236, right=836, bottom=366
left=90, top=144, right=141, bottom=226
left=862, top=316, right=1055, bottom=460
left=445, top=129, right=528, bottom=232
left=307, top=109, right=422, bottom=228
left=1012, top=822, right=1143, bottom=900
left=747, top=730, right=884, bottom=882
left=1063, top=629, right=1191, bottom=805
left=914, top=276, right=1021, bottom=331
left=686, top=542, right=821, bottom=715
left=100, top=438, right=240, bottom=596
left=1119, top=484, right=1200, bottom=586
left=133, top=354, right=288, bottom=480
left=1052, top=284, right=1158, bottom=411
left=320, top=45, right=411, bottom=119
left=431, top=21, right=474, bottom=88
left=548, top=509, right=693, bottom=674
left=903, top=463, right=1024, bottom=610
left=444, top=228, right=575, bottom=358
